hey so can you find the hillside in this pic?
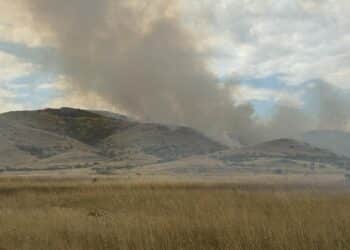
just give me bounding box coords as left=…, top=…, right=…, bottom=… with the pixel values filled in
left=131, top=138, right=350, bottom=176
left=182, top=138, right=350, bottom=175
left=302, top=130, right=350, bottom=157
left=2, top=108, right=128, bottom=145
left=2, top=108, right=350, bottom=175
left=0, top=108, right=226, bottom=169
left=0, top=115, right=99, bottom=168
left=98, top=123, right=226, bottom=162
left=212, top=138, right=338, bottom=159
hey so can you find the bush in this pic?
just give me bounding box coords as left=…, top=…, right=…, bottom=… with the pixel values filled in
left=94, top=167, right=114, bottom=175
left=344, top=173, right=350, bottom=182
left=273, top=169, right=284, bottom=175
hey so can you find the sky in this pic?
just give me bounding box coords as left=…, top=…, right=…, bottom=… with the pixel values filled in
left=0, top=0, right=349, bottom=122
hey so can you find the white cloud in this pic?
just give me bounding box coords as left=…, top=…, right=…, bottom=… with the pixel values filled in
left=0, top=100, right=23, bottom=113
left=0, top=46, right=39, bottom=113
left=0, top=87, right=23, bottom=113
left=183, top=0, right=350, bottom=88
left=1, top=0, right=349, bottom=115
left=0, top=88, right=16, bottom=98
left=0, top=51, right=37, bottom=110
left=36, top=76, right=70, bottom=91
left=232, top=85, right=304, bottom=107
left=0, top=51, right=36, bottom=83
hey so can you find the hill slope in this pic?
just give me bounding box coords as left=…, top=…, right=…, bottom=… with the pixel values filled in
left=213, top=138, right=337, bottom=159
left=2, top=108, right=349, bottom=175
left=130, top=138, right=350, bottom=176
left=302, top=130, right=350, bottom=157
left=0, top=114, right=101, bottom=169
left=0, top=108, right=226, bottom=169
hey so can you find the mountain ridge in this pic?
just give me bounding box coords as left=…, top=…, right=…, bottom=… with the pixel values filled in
left=0, top=107, right=227, bottom=169
left=301, top=130, right=350, bottom=157
left=2, top=108, right=350, bottom=176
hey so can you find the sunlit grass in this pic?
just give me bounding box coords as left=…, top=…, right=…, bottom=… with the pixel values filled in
left=0, top=178, right=349, bottom=249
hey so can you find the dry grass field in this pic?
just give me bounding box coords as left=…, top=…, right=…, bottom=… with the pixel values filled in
left=0, top=178, right=350, bottom=250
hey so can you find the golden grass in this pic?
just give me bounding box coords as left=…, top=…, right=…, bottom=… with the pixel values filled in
left=0, top=178, right=349, bottom=250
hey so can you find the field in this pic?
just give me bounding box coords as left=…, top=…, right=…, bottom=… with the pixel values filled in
left=0, top=178, right=350, bottom=250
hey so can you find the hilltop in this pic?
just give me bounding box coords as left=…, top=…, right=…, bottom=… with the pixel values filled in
left=0, top=107, right=226, bottom=170
left=1, top=108, right=350, bottom=176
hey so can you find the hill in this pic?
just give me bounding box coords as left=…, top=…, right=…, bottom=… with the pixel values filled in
left=133, top=138, right=350, bottom=176
left=0, top=108, right=226, bottom=169
left=212, top=138, right=338, bottom=159
left=0, top=115, right=98, bottom=168
left=183, top=138, right=350, bottom=175
left=1, top=108, right=350, bottom=176
left=302, top=130, right=350, bottom=157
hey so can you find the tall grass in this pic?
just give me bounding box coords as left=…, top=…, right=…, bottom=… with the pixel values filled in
left=0, top=178, right=349, bottom=249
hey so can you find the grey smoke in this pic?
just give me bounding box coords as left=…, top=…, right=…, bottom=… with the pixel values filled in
left=19, top=0, right=350, bottom=145
left=312, top=83, right=350, bottom=130
left=20, top=0, right=256, bottom=144
left=259, top=105, right=315, bottom=143
left=259, top=82, right=350, bottom=143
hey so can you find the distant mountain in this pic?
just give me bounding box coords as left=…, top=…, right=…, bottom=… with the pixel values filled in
left=203, top=138, right=350, bottom=175
left=2, top=107, right=349, bottom=175
left=0, top=108, right=226, bottom=169
left=140, top=138, right=350, bottom=175
left=302, top=130, right=350, bottom=157
left=212, top=138, right=338, bottom=161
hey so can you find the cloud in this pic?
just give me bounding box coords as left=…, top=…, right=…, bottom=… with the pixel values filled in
left=0, top=51, right=36, bottom=83
left=0, top=100, right=23, bottom=113
left=0, top=0, right=43, bottom=46
left=0, top=85, right=24, bottom=113
left=1, top=0, right=350, bottom=144
left=0, top=45, right=55, bottom=112
left=36, top=75, right=69, bottom=91
left=185, top=0, right=350, bottom=88
left=232, top=85, right=304, bottom=108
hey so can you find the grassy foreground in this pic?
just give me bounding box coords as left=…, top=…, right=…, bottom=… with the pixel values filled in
left=0, top=178, right=350, bottom=250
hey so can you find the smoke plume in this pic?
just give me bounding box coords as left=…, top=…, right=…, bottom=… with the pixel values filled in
left=258, top=82, right=350, bottom=143
left=20, top=0, right=257, bottom=144
left=16, top=0, right=350, bottom=145
left=312, top=83, right=350, bottom=131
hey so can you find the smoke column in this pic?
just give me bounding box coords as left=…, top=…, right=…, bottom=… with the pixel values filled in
left=17, top=0, right=350, bottom=145
left=20, top=0, right=257, bottom=144
left=311, top=83, right=350, bottom=131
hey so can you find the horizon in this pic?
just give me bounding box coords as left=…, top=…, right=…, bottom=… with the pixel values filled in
left=1, top=0, right=350, bottom=142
